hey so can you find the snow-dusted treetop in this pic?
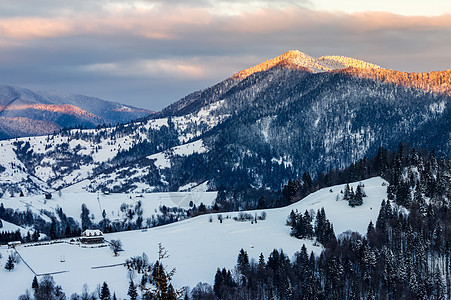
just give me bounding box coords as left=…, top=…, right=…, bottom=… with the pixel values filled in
left=317, top=55, right=381, bottom=70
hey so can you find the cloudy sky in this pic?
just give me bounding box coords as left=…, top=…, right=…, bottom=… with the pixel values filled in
left=0, top=1, right=450, bottom=110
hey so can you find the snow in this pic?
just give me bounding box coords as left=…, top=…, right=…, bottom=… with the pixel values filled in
left=147, top=151, right=171, bottom=169
left=429, top=101, right=446, bottom=114
left=0, top=124, right=210, bottom=194
left=0, top=142, right=30, bottom=184
left=0, top=220, right=32, bottom=236
left=0, top=177, right=387, bottom=299
left=257, top=116, right=274, bottom=142
left=148, top=139, right=207, bottom=170
left=82, top=229, right=103, bottom=236
left=271, top=156, right=293, bottom=168
left=317, top=55, right=381, bottom=70
left=144, top=117, right=168, bottom=130
left=0, top=190, right=217, bottom=225
left=0, top=90, right=231, bottom=196
left=172, top=139, right=207, bottom=156
left=178, top=181, right=209, bottom=192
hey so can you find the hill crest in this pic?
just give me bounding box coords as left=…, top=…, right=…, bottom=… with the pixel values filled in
left=0, top=85, right=154, bottom=139
left=232, top=50, right=381, bottom=80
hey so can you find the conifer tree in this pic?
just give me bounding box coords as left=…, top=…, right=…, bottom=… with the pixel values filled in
left=314, top=208, right=326, bottom=242
left=237, top=249, right=250, bottom=273
left=32, top=276, right=39, bottom=290
left=287, top=210, right=296, bottom=227
left=303, top=210, right=314, bottom=238
left=343, top=183, right=351, bottom=201
left=5, top=254, right=14, bottom=271
left=302, top=172, right=313, bottom=192
left=127, top=280, right=138, bottom=300
left=258, top=253, right=265, bottom=269
left=396, top=180, right=411, bottom=207
left=213, top=269, right=223, bottom=299
left=100, top=282, right=110, bottom=300
left=80, top=203, right=92, bottom=231
left=349, top=185, right=363, bottom=207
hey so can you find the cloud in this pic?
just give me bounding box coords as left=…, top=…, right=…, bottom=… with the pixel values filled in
left=0, top=1, right=449, bottom=111
left=344, top=12, right=451, bottom=32
left=1, top=5, right=449, bottom=42
left=0, top=18, right=73, bottom=39
left=222, top=8, right=451, bottom=34
left=83, top=59, right=206, bottom=79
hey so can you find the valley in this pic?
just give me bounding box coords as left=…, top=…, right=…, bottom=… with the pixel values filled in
left=0, top=178, right=386, bottom=299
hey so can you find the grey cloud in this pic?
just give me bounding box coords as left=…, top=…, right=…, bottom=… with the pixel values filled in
left=0, top=4, right=448, bottom=110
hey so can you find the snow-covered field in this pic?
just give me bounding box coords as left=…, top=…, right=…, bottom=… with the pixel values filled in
left=0, top=177, right=388, bottom=299
left=0, top=187, right=216, bottom=225
left=148, top=139, right=207, bottom=169
left=0, top=220, right=31, bottom=236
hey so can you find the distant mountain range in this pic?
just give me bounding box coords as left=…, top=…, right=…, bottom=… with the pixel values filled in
left=0, top=50, right=449, bottom=197
left=0, top=85, right=154, bottom=139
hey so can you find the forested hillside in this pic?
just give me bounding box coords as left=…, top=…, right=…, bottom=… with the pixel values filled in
left=211, top=146, right=451, bottom=300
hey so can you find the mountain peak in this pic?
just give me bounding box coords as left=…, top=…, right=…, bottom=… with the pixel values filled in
left=232, top=50, right=327, bottom=79
left=232, top=50, right=381, bottom=80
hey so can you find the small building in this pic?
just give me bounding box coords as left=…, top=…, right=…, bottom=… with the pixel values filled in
left=80, top=229, right=104, bottom=244
left=8, top=241, right=22, bottom=248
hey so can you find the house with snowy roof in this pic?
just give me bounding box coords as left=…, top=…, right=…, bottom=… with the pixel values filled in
left=80, top=229, right=104, bottom=244
left=8, top=241, right=22, bottom=248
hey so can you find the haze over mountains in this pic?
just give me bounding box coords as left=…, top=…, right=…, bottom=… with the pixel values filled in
left=0, top=50, right=449, bottom=198
left=0, top=85, right=154, bottom=139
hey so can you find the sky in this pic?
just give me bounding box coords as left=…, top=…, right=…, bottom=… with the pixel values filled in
left=0, top=1, right=450, bottom=111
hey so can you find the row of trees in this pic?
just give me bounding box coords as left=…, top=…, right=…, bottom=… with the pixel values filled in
left=19, top=275, right=118, bottom=300
left=0, top=229, right=40, bottom=244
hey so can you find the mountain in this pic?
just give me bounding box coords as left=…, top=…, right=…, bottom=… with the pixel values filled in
left=0, top=85, right=154, bottom=139
left=159, top=50, right=383, bottom=117
left=0, top=50, right=450, bottom=197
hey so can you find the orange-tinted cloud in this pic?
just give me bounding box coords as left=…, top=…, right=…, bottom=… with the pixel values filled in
left=0, top=18, right=73, bottom=39
left=344, top=11, right=451, bottom=32
left=224, top=7, right=451, bottom=34
left=0, top=6, right=214, bottom=40
left=0, top=6, right=449, bottom=41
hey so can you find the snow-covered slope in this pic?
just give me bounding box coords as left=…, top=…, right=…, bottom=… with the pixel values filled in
left=0, top=113, right=216, bottom=194
left=0, top=220, right=32, bottom=236
left=0, top=177, right=387, bottom=299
